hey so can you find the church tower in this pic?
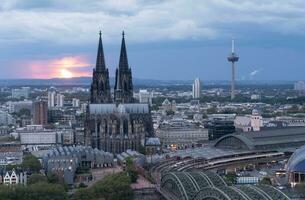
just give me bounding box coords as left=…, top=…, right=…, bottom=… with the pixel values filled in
left=90, top=31, right=112, bottom=103
left=114, top=31, right=134, bottom=103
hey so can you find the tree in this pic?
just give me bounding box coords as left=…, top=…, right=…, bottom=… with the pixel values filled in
left=47, top=172, right=60, bottom=184
left=224, top=172, right=237, bottom=184
left=91, top=172, right=133, bottom=200
left=21, top=155, right=42, bottom=173
left=0, top=183, right=67, bottom=200
left=125, top=157, right=139, bottom=183
left=17, top=108, right=31, bottom=117
left=28, top=174, right=47, bottom=185
left=71, top=188, right=94, bottom=200
left=25, top=183, right=67, bottom=200
left=260, top=177, right=272, bottom=185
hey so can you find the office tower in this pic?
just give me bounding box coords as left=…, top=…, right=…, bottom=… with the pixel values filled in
left=192, top=78, right=201, bottom=99
left=33, top=100, right=48, bottom=125
left=48, top=91, right=56, bottom=108
left=56, top=94, right=64, bottom=107
left=227, top=39, right=239, bottom=100
left=72, top=98, right=80, bottom=107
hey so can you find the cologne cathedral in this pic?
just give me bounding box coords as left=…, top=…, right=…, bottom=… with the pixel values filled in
left=85, top=31, right=154, bottom=154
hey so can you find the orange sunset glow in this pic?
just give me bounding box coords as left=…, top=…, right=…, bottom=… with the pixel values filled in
left=23, top=56, right=91, bottom=79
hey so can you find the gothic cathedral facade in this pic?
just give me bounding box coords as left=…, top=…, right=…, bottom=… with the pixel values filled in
left=85, top=31, right=154, bottom=154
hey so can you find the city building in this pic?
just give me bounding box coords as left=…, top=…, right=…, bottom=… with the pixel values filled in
left=72, top=98, right=80, bottom=107
left=47, top=91, right=56, bottom=108
left=234, top=109, right=262, bottom=132
left=33, top=100, right=48, bottom=125
left=294, top=81, right=305, bottom=91
left=156, top=118, right=208, bottom=149
left=11, top=87, right=30, bottom=99
left=0, top=110, right=15, bottom=126
left=161, top=99, right=176, bottom=114
left=206, top=119, right=236, bottom=140
left=0, top=141, right=23, bottom=166
left=43, top=146, right=113, bottom=184
left=192, top=78, right=201, bottom=99
left=17, top=125, right=62, bottom=146
left=74, top=126, right=85, bottom=145
left=7, top=100, right=33, bottom=114
left=3, top=170, right=27, bottom=185
left=145, top=137, right=161, bottom=155
left=139, top=89, right=152, bottom=105
left=287, top=145, right=305, bottom=187
left=85, top=32, right=154, bottom=154
left=215, top=127, right=305, bottom=151
left=56, top=93, right=64, bottom=107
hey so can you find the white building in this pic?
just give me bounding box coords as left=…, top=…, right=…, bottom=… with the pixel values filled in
left=192, top=78, right=201, bottom=99
left=3, top=170, right=27, bottom=185
left=56, top=94, right=64, bottom=107
left=139, top=89, right=152, bottom=105
left=251, top=110, right=263, bottom=131
left=11, top=87, right=30, bottom=99
left=17, top=125, right=62, bottom=146
left=234, top=110, right=262, bottom=132
left=72, top=98, right=80, bottom=107
left=80, top=103, right=88, bottom=113
left=48, top=91, right=56, bottom=108
left=251, top=94, right=261, bottom=100
left=0, top=110, right=15, bottom=126
left=294, top=81, right=305, bottom=91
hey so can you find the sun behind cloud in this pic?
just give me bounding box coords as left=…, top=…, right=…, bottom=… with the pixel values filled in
left=60, top=68, right=73, bottom=78
left=19, top=55, right=91, bottom=79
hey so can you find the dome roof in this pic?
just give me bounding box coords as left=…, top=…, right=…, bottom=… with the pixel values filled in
left=287, top=145, right=305, bottom=172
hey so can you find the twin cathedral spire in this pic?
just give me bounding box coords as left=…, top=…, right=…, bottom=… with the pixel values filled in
left=90, top=31, right=133, bottom=104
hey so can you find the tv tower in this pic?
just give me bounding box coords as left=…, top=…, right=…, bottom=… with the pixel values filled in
left=227, top=39, right=239, bottom=100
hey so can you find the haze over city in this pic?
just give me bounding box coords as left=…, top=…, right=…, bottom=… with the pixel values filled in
left=1, top=0, right=305, bottom=80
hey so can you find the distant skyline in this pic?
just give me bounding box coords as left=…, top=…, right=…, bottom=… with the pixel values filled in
left=1, top=0, right=305, bottom=80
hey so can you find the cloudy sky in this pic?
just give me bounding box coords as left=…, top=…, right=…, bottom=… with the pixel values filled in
left=1, top=0, right=305, bottom=80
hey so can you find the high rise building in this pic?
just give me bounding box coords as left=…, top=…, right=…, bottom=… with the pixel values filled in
left=56, top=94, right=64, bottom=107
left=85, top=31, right=154, bottom=154
left=227, top=39, right=239, bottom=100
left=33, top=100, right=48, bottom=125
left=192, top=78, right=201, bottom=99
left=72, top=98, right=80, bottom=107
left=48, top=91, right=56, bottom=108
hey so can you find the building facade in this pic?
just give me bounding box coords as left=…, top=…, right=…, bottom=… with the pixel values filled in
left=85, top=32, right=154, bottom=154
left=156, top=118, right=208, bottom=149
left=192, top=78, right=201, bottom=99
left=11, top=87, right=30, bottom=99
left=33, top=100, right=48, bottom=125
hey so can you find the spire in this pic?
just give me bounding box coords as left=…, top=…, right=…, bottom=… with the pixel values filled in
left=96, top=30, right=106, bottom=72
left=231, top=38, right=235, bottom=53
left=118, top=30, right=129, bottom=70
